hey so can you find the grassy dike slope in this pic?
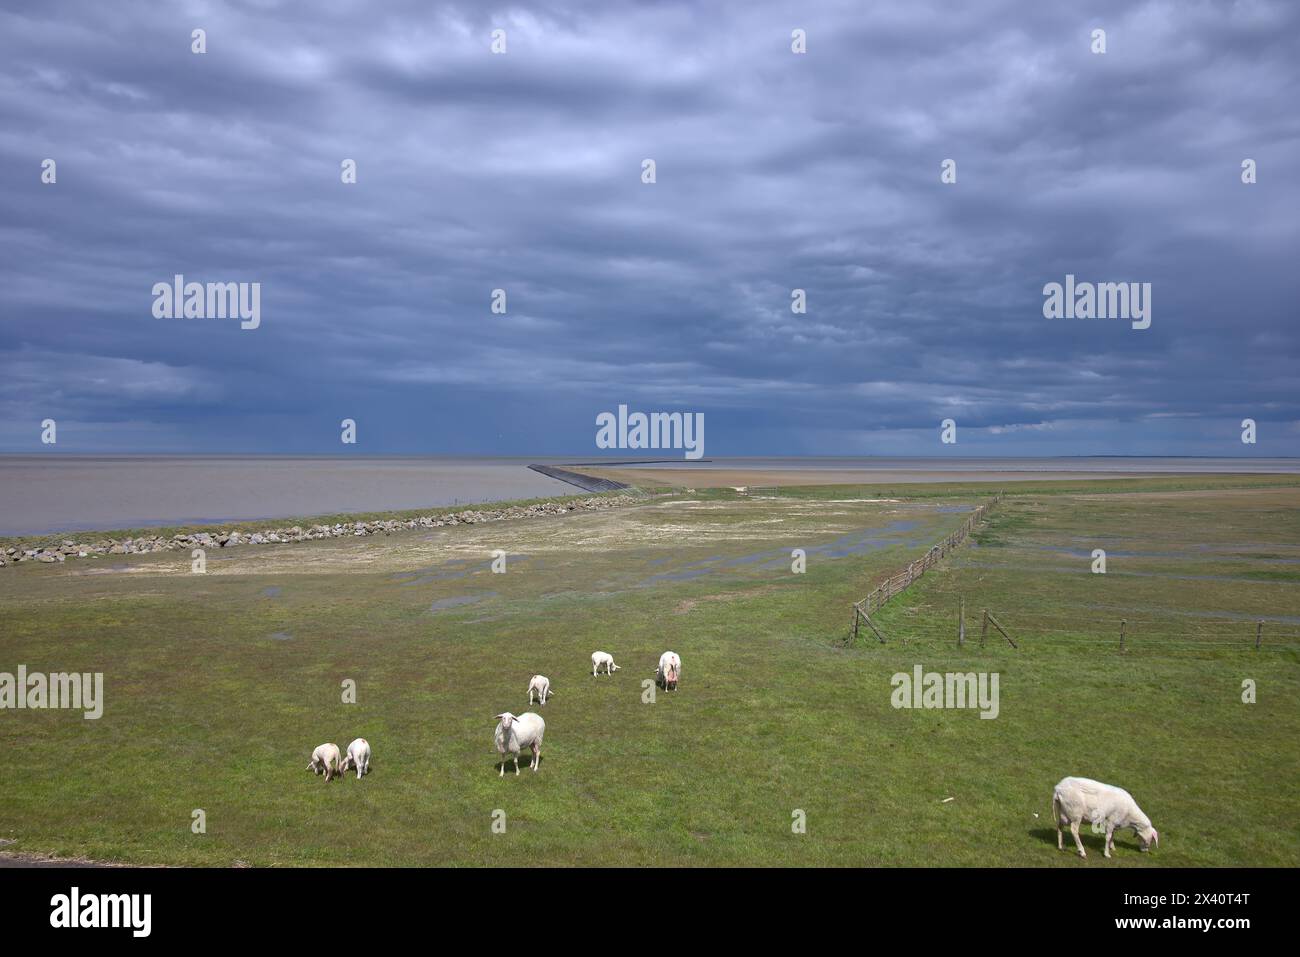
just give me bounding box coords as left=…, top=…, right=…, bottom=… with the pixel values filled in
left=1, top=479, right=1297, bottom=866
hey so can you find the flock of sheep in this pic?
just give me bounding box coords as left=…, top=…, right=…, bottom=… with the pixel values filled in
left=304, top=655, right=1159, bottom=859
left=304, top=650, right=683, bottom=782
left=492, top=650, right=681, bottom=776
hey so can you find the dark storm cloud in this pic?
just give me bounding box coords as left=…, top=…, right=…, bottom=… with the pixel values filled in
left=1, top=0, right=1296, bottom=454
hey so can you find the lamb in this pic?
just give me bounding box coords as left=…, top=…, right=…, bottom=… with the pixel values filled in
left=339, top=737, right=371, bottom=779
left=656, top=651, right=681, bottom=691
left=307, top=743, right=342, bottom=782
left=591, top=651, right=620, bottom=676
left=494, top=712, right=545, bottom=776
left=527, top=675, right=554, bottom=706
left=1052, top=776, right=1158, bottom=858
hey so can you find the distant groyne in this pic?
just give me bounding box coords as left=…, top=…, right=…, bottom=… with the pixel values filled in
left=528, top=464, right=630, bottom=493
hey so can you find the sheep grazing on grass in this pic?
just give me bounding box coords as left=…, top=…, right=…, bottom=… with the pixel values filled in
left=1052, top=776, right=1158, bottom=859
left=494, top=712, right=545, bottom=777
left=656, top=651, right=681, bottom=691
left=527, top=675, right=553, bottom=706
left=308, top=743, right=342, bottom=782
left=339, top=737, right=371, bottom=779
left=591, top=651, right=620, bottom=676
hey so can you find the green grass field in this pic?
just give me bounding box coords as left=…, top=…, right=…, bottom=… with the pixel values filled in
left=1, top=478, right=1297, bottom=866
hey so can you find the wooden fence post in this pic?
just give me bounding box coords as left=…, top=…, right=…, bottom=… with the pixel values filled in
left=1119, top=619, right=1126, bottom=653
left=861, top=610, right=888, bottom=644
left=981, top=609, right=988, bottom=647
left=958, top=595, right=965, bottom=647
left=1256, top=619, right=1263, bottom=650
left=986, top=611, right=1018, bottom=649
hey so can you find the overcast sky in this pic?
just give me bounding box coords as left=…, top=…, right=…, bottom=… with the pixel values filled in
left=1, top=0, right=1296, bottom=456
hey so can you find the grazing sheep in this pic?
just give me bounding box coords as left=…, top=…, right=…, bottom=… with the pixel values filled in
left=1052, top=776, right=1158, bottom=859
left=656, top=651, right=682, bottom=691
left=527, top=675, right=554, bottom=706
left=494, top=711, right=545, bottom=776
left=591, top=651, right=620, bottom=676
left=307, top=743, right=342, bottom=782
left=339, top=737, right=371, bottom=779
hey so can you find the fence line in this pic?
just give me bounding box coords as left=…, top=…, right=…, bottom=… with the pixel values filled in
left=848, top=493, right=1002, bottom=643
left=849, top=609, right=1298, bottom=655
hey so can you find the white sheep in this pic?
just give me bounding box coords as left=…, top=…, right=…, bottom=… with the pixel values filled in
left=527, top=675, right=554, bottom=706
left=307, top=743, right=342, bottom=782
left=591, top=651, right=620, bottom=676
left=656, top=651, right=681, bottom=691
left=494, top=712, right=545, bottom=776
left=339, top=737, right=371, bottom=779
left=1052, top=776, right=1159, bottom=858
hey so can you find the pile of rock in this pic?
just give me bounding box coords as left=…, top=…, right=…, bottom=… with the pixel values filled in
left=0, top=495, right=642, bottom=569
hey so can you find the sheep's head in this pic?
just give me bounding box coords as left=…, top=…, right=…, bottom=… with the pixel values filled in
left=1137, top=824, right=1158, bottom=850
left=496, top=712, right=516, bottom=730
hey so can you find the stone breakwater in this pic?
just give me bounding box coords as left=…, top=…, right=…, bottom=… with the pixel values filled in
left=0, top=495, right=642, bottom=568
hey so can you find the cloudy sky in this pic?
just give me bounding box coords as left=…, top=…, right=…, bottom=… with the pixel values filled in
left=1, top=0, right=1296, bottom=456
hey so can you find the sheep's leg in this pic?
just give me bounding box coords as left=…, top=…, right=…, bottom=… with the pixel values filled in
left=531, top=740, right=540, bottom=771
left=1070, top=820, right=1086, bottom=858
left=498, top=754, right=505, bottom=777
left=513, top=753, right=520, bottom=776
left=1105, top=827, right=1115, bottom=857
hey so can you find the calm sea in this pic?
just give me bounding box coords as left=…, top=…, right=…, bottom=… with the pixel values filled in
left=0, top=455, right=1295, bottom=537
left=0, top=456, right=577, bottom=536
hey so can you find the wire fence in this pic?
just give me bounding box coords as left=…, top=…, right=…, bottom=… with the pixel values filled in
left=849, top=494, right=1003, bottom=643
left=845, top=493, right=1300, bottom=655
left=852, top=493, right=1003, bottom=616
left=859, top=608, right=1300, bottom=655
